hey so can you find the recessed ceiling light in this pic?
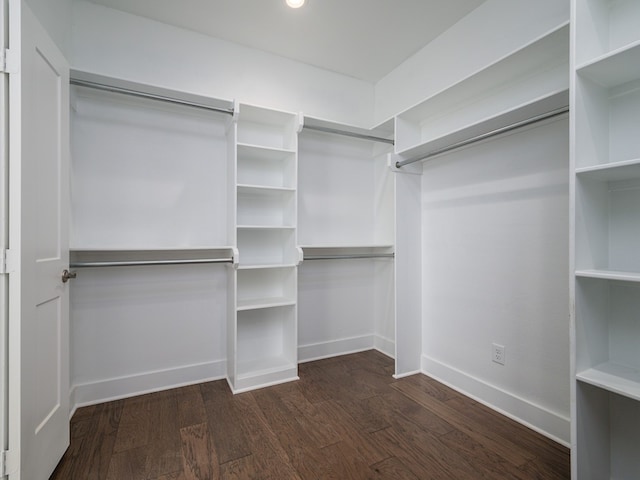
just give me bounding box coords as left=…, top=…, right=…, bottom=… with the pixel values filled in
left=285, top=0, right=305, bottom=8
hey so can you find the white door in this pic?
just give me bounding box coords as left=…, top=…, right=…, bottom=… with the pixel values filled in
left=7, top=1, right=70, bottom=479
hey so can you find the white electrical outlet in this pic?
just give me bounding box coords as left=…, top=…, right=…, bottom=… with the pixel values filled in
left=492, top=343, right=505, bottom=365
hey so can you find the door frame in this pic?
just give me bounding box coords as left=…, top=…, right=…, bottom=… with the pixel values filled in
left=0, top=0, right=9, bottom=475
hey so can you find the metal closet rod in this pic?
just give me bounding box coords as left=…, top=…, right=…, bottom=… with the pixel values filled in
left=70, top=258, right=234, bottom=268
left=396, top=105, right=570, bottom=169
left=302, top=124, right=394, bottom=145
left=304, top=253, right=395, bottom=261
left=70, top=78, right=236, bottom=116
left=71, top=77, right=394, bottom=145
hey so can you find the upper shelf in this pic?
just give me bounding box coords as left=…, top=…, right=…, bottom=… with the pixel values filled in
left=576, top=40, right=640, bottom=88
left=574, top=0, right=640, bottom=66
left=575, top=270, right=640, bottom=283
left=235, top=103, right=300, bottom=151
left=394, top=22, right=569, bottom=156
left=71, top=69, right=234, bottom=115
left=576, top=158, right=640, bottom=182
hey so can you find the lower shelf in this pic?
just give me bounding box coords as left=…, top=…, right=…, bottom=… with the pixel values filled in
left=577, top=362, right=640, bottom=402
left=230, top=305, right=297, bottom=393
left=234, top=357, right=298, bottom=393
left=576, top=382, right=640, bottom=480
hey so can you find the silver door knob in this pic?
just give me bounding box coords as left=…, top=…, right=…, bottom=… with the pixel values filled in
left=61, top=269, right=77, bottom=283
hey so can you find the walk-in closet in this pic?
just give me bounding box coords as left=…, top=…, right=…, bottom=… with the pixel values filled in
left=2, top=0, right=639, bottom=478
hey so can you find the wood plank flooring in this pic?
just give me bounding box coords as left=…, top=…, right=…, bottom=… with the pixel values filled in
left=50, top=350, right=570, bottom=479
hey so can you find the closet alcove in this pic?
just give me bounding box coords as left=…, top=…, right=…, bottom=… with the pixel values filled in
left=68, top=72, right=397, bottom=401
left=58, top=1, right=574, bottom=469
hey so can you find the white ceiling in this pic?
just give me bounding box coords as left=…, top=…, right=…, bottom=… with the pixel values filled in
left=84, top=0, right=485, bottom=82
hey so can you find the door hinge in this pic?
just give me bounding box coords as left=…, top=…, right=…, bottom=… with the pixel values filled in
left=0, top=49, right=18, bottom=74
left=0, top=449, right=15, bottom=477
left=0, top=249, right=15, bottom=275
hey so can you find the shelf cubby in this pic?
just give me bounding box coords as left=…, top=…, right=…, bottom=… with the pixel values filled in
left=575, top=74, right=640, bottom=169
left=235, top=306, right=297, bottom=391
left=574, top=0, right=640, bottom=66
left=236, top=144, right=296, bottom=189
left=575, top=277, right=640, bottom=401
left=575, top=176, right=640, bottom=273
left=236, top=104, right=300, bottom=150
left=237, top=227, right=297, bottom=267
left=236, top=267, right=296, bottom=311
left=575, top=382, right=640, bottom=479
left=236, top=186, right=295, bottom=227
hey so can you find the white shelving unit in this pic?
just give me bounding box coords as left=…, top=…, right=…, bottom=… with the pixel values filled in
left=394, top=23, right=569, bottom=162
left=391, top=21, right=570, bottom=379
left=571, top=1, right=640, bottom=478
left=227, top=103, right=302, bottom=393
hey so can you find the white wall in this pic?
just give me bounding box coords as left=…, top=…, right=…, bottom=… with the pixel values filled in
left=25, top=0, right=72, bottom=56
left=70, top=265, right=228, bottom=407
left=297, top=131, right=395, bottom=361
left=71, top=1, right=374, bottom=127
left=374, top=0, right=570, bottom=124
left=420, top=117, right=570, bottom=443
left=69, top=88, right=230, bottom=407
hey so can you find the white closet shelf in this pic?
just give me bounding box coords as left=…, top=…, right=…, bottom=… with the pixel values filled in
left=300, top=244, right=393, bottom=250
left=576, top=40, right=640, bottom=88
left=237, top=298, right=296, bottom=311
left=237, top=264, right=298, bottom=270
left=394, top=22, right=569, bottom=153
left=70, top=246, right=234, bottom=251
left=237, top=103, right=298, bottom=127
left=237, top=142, right=296, bottom=155
left=577, top=363, right=640, bottom=402
left=575, top=269, right=640, bottom=282
left=300, top=245, right=394, bottom=255
left=301, top=244, right=393, bottom=253
left=70, top=247, right=234, bottom=258
left=576, top=158, right=640, bottom=181
left=234, top=359, right=298, bottom=392
left=395, top=90, right=568, bottom=160
left=237, top=184, right=295, bottom=193
left=70, top=69, right=234, bottom=114
left=237, top=356, right=296, bottom=376
left=237, top=225, right=295, bottom=230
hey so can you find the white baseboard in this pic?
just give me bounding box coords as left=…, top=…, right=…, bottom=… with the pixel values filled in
left=298, top=334, right=396, bottom=364
left=70, top=359, right=227, bottom=410
left=298, top=334, right=376, bottom=363
left=374, top=334, right=395, bottom=358
left=421, top=355, right=570, bottom=446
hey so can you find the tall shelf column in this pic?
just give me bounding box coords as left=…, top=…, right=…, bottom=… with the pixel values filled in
left=571, top=1, right=640, bottom=477
left=227, top=103, right=302, bottom=393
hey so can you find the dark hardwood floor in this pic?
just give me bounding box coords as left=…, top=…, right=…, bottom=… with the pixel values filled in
left=50, top=350, right=570, bottom=479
